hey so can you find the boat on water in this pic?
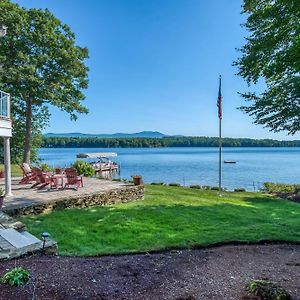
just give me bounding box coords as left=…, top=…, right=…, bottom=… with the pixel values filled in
left=224, top=160, right=237, bottom=164
left=76, top=152, right=119, bottom=174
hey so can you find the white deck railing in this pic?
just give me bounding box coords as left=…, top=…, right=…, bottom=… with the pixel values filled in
left=0, top=90, right=10, bottom=120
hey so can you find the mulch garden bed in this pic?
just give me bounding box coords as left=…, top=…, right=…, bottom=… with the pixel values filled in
left=273, top=193, right=300, bottom=204
left=0, top=243, right=299, bottom=300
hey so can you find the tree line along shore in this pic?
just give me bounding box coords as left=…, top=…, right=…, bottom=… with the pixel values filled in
left=42, top=136, right=300, bottom=148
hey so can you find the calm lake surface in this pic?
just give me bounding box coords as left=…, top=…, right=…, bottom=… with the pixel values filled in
left=38, top=147, right=300, bottom=191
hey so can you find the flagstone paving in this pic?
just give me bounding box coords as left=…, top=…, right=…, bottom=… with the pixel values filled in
left=1, top=177, right=144, bottom=216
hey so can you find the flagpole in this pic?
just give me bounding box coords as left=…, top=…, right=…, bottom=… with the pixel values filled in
left=218, top=75, right=222, bottom=194
left=218, top=113, right=222, bottom=193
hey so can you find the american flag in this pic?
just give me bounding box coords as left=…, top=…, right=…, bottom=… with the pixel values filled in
left=217, top=75, right=222, bottom=119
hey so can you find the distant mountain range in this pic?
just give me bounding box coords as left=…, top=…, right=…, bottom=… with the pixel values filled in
left=44, top=131, right=169, bottom=138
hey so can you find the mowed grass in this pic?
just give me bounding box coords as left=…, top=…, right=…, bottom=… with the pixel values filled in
left=0, top=164, right=22, bottom=177
left=22, top=185, right=300, bottom=256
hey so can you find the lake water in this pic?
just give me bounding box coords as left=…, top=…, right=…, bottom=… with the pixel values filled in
left=38, top=147, right=300, bottom=191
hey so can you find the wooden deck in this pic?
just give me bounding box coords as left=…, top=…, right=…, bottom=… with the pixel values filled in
left=1, top=177, right=144, bottom=216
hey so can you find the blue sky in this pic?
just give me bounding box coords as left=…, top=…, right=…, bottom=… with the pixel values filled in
left=14, top=0, right=299, bottom=140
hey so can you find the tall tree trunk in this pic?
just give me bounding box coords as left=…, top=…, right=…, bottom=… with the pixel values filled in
left=23, top=98, right=32, bottom=164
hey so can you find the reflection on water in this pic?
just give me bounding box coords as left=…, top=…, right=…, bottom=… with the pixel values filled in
left=38, top=147, right=300, bottom=191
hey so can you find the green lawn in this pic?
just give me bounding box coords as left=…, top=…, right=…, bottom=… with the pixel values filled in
left=22, top=185, right=300, bottom=256
left=0, top=164, right=22, bottom=177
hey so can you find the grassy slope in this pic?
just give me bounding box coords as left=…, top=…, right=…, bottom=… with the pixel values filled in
left=0, top=164, right=22, bottom=177
left=22, top=185, right=300, bottom=256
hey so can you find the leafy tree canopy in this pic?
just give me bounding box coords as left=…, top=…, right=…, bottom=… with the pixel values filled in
left=9, top=98, right=50, bottom=163
left=42, top=136, right=300, bottom=148
left=0, top=0, right=89, bottom=163
left=0, top=2, right=89, bottom=118
left=235, top=0, right=300, bottom=134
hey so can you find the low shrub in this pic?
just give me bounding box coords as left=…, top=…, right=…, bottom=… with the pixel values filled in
left=247, top=279, right=290, bottom=300
left=39, top=163, right=51, bottom=172
left=234, top=188, right=246, bottom=192
left=168, top=183, right=181, bottom=187
left=210, top=186, right=220, bottom=191
left=73, top=160, right=95, bottom=177
left=203, top=186, right=226, bottom=191
left=189, top=185, right=201, bottom=189
left=263, top=182, right=300, bottom=194
left=1, top=267, right=30, bottom=287
left=150, top=182, right=165, bottom=185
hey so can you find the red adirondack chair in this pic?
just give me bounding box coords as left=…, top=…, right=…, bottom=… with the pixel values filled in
left=64, top=168, right=83, bottom=190
left=30, top=167, right=43, bottom=188
left=35, top=169, right=58, bottom=190
left=20, top=163, right=36, bottom=184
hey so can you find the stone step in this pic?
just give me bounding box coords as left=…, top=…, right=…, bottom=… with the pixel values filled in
left=0, top=228, right=40, bottom=248
left=0, top=213, right=57, bottom=260
left=0, top=236, right=13, bottom=251
left=0, top=228, right=43, bottom=260
left=20, top=231, right=41, bottom=243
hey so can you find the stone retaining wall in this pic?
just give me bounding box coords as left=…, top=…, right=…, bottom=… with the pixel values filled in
left=6, top=185, right=144, bottom=216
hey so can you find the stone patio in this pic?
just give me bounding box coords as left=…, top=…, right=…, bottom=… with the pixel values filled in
left=1, top=177, right=144, bottom=216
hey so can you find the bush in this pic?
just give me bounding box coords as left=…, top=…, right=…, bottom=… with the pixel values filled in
left=234, top=188, right=246, bottom=192
left=210, top=186, right=220, bottom=191
left=150, top=182, right=165, bottom=185
left=247, top=279, right=290, bottom=300
left=73, top=160, right=95, bottom=177
left=204, top=186, right=226, bottom=191
left=39, top=163, right=51, bottom=172
left=263, top=182, right=300, bottom=194
left=1, top=267, right=30, bottom=287
left=168, top=183, right=181, bottom=187
left=189, top=185, right=201, bottom=189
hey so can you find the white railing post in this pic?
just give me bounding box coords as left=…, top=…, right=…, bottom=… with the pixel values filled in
left=7, top=93, right=10, bottom=119
left=0, top=91, right=2, bottom=117
left=4, top=137, right=12, bottom=196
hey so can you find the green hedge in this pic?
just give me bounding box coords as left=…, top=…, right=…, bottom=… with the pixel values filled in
left=234, top=188, right=246, bottom=192
left=189, top=185, right=201, bottom=189
left=168, top=183, right=181, bottom=187
left=263, top=182, right=300, bottom=194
